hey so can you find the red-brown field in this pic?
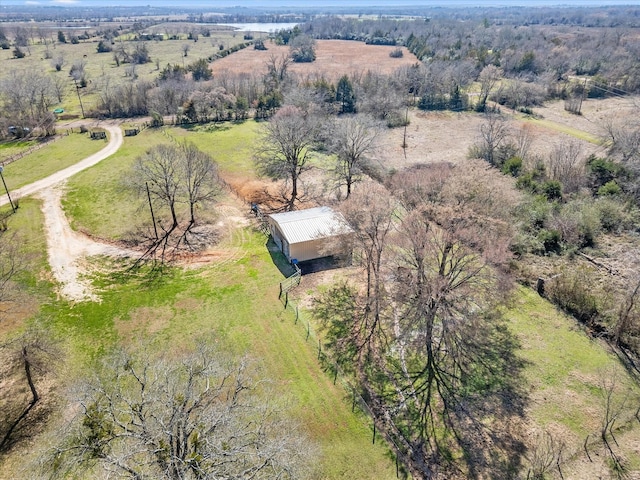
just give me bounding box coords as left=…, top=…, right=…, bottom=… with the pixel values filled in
left=209, top=39, right=418, bottom=82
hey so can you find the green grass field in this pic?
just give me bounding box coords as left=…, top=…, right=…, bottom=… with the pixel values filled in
left=63, top=121, right=262, bottom=239
left=0, top=133, right=106, bottom=190
left=506, top=286, right=640, bottom=465
left=32, top=232, right=398, bottom=479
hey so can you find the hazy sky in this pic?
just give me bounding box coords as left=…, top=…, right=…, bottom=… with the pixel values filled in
left=3, top=0, right=639, bottom=7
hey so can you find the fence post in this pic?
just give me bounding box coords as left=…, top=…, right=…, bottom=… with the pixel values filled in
left=295, top=306, right=298, bottom=324
left=306, top=322, right=310, bottom=341
left=318, top=339, right=321, bottom=359
left=372, top=422, right=376, bottom=444
left=279, top=283, right=282, bottom=299
left=334, top=364, right=338, bottom=385
left=284, top=291, right=288, bottom=309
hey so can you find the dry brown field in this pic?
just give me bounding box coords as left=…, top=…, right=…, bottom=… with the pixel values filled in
left=209, top=39, right=418, bottom=82
left=371, top=97, right=622, bottom=173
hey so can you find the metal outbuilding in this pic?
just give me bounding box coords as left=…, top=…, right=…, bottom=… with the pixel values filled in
left=268, top=206, right=354, bottom=263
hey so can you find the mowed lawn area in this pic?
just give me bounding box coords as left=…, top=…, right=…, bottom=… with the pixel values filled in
left=36, top=120, right=399, bottom=478
left=0, top=132, right=106, bottom=190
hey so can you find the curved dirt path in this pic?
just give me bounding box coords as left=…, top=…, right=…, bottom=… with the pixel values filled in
left=2, top=123, right=130, bottom=302
left=37, top=184, right=137, bottom=302
left=0, top=123, right=123, bottom=207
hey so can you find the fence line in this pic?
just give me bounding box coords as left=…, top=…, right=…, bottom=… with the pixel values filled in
left=278, top=283, right=409, bottom=479
left=0, top=135, right=61, bottom=167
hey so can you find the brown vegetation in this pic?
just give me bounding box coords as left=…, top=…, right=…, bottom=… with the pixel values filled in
left=209, top=39, right=418, bottom=81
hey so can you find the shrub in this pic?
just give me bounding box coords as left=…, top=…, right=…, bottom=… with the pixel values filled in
left=389, top=47, right=403, bottom=58
left=546, top=267, right=601, bottom=325
left=537, top=228, right=562, bottom=254
left=597, top=180, right=622, bottom=196
left=516, top=172, right=540, bottom=193
left=542, top=180, right=562, bottom=201
left=595, top=197, right=637, bottom=233
left=548, top=199, right=601, bottom=249
left=518, top=195, right=553, bottom=232
left=97, top=40, right=112, bottom=53
left=502, top=157, right=523, bottom=177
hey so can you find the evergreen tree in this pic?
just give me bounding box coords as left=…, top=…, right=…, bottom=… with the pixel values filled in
left=336, top=75, right=356, bottom=114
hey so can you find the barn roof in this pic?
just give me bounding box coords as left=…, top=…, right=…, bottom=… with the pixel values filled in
left=268, top=207, right=353, bottom=244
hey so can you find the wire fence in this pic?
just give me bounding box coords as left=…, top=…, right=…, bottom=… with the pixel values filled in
left=277, top=268, right=409, bottom=479
left=0, top=135, right=61, bottom=167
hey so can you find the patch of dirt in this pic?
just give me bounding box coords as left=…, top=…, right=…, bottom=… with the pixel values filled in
left=37, top=184, right=138, bottom=303
left=114, top=306, right=175, bottom=339
left=210, top=39, right=419, bottom=82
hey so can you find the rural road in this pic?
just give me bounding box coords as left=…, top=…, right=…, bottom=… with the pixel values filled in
left=0, top=123, right=123, bottom=207
left=1, top=122, right=132, bottom=302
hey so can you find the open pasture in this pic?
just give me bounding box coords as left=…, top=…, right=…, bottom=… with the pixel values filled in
left=210, top=39, right=418, bottom=82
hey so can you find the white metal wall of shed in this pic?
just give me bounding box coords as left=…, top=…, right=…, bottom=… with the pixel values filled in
left=289, top=238, right=330, bottom=262
left=268, top=214, right=351, bottom=262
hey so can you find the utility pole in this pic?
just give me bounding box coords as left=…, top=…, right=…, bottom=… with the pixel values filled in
left=0, top=166, right=16, bottom=213
left=73, top=78, right=85, bottom=119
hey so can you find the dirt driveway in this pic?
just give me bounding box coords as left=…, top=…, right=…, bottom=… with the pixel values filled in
left=2, top=123, right=131, bottom=302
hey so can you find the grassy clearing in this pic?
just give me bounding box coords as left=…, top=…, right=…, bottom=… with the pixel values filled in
left=170, top=121, right=261, bottom=175
left=507, top=286, right=640, bottom=452
left=521, top=116, right=601, bottom=144
left=64, top=122, right=261, bottom=239
left=0, top=198, right=53, bottom=339
left=35, top=228, right=396, bottom=479
left=0, top=133, right=105, bottom=190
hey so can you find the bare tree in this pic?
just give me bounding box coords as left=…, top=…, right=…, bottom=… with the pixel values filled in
left=329, top=114, right=383, bottom=199
left=0, top=70, right=56, bottom=136
left=470, top=113, right=512, bottom=167
left=547, top=140, right=586, bottom=194
left=264, top=53, right=290, bottom=91
left=181, top=142, right=221, bottom=228
left=46, top=344, right=313, bottom=479
left=515, top=124, right=534, bottom=162
left=50, top=54, right=65, bottom=72
left=0, top=326, right=60, bottom=453
left=526, top=431, right=565, bottom=480
left=50, top=74, right=68, bottom=103
left=477, top=65, right=502, bottom=111
left=254, top=105, right=321, bottom=211
left=131, top=142, right=220, bottom=264
left=598, top=366, right=631, bottom=476
left=338, top=182, right=396, bottom=356
left=382, top=165, right=520, bottom=476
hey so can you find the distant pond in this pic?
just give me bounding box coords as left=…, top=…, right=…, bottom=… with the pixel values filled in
left=215, top=23, right=299, bottom=33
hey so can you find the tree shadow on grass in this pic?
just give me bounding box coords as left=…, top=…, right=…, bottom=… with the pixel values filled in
left=451, top=314, right=531, bottom=479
